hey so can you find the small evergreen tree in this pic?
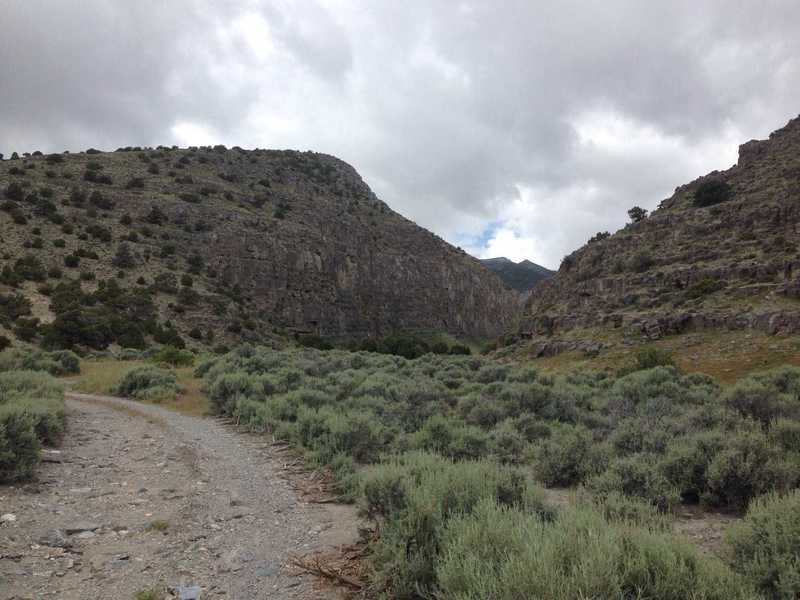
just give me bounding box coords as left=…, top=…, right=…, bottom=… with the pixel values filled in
left=627, top=206, right=648, bottom=223
left=694, top=179, right=733, bottom=207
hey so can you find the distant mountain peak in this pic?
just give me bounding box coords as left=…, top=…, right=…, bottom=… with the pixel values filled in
left=481, top=257, right=554, bottom=292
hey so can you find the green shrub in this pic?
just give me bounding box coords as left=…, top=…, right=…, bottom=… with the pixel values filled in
left=490, top=420, right=527, bottom=464
left=658, top=430, right=724, bottom=503
left=302, top=407, right=385, bottom=464
left=630, top=251, right=654, bottom=272
left=84, top=170, right=113, bottom=185
left=589, top=454, right=680, bottom=512
left=751, top=365, right=800, bottom=396
left=89, top=190, right=114, bottom=211
left=0, top=348, right=79, bottom=376
left=86, top=223, right=112, bottom=242
left=412, top=415, right=490, bottom=460
left=194, top=345, right=800, bottom=596
left=150, top=345, right=194, bottom=367
left=42, top=350, right=80, bottom=375
left=125, top=177, right=145, bottom=189
left=770, top=418, right=800, bottom=452
left=534, top=424, right=603, bottom=486
left=0, top=370, right=65, bottom=482
left=111, top=242, right=136, bottom=268
left=634, top=347, right=675, bottom=370
left=13, top=254, right=47, bottom=281
left=143, top=206, right=167, bottom=225
left=694, top=179, right=733, bottom=207
left=449, top=343, right=471, bottom=355
left=13, top=317, right=39, bottom=342
left=589, top=490, right=670, bottom=531
left=179, top=192, right=200, bottom=204
left=362, top=452, right=551, bottom=597
left=0, top=405, right=40, bottom=481
left=686, top=277, right=725, bottom=299
left=724, top=379, right=797, bottom=427
left=628, top=205, right=648, bottom=223
left=112, top=366, right=180, bottom=402
left=704, top=429, right=792, bottom=510
left=728, top=490, right=800, bottom=599
left=207, top=370, right=254, bottom=414
left=436, top=502, right=756, bottom=600
left=0, top=292, right=32, bottom=325
left=152, top=323, right=185, bottom=349
left=4, top=181, right=25, bottom=201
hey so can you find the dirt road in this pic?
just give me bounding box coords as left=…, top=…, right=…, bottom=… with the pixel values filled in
left=0, top=393, right=356, bottom=600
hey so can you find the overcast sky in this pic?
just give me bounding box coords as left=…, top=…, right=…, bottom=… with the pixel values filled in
left=2, top=1, right=799, bottom=268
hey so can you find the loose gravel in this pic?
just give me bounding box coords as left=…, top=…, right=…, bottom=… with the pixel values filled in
left=0, top=392, right=356, bottom=600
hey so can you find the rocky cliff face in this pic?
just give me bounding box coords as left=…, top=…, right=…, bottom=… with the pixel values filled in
left=0, top=146, right=517, bottom=346
left=519, top=115, right=800, bottom=352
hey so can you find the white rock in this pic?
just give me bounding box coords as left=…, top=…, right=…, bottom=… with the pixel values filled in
left=1, top=513, right=17, bottom=523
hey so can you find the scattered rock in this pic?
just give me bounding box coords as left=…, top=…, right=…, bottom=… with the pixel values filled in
left=64, top=522, right=101, bottom=535
left=38, top=529, right=71, bottom=548
left=254, top=563, right=278, bottom=577
left=222, top=547, right=255, bottom=572
left=176, top=584, right=202, bottom=600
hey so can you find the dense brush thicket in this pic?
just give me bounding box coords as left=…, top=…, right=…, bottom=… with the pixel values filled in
left=199, top=345, right=800, bottom=598
left=0, top=348, right=68, bottom=481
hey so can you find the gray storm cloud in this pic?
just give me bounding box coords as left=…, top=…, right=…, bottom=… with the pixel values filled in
left=2, top=0, right=799, bottom=267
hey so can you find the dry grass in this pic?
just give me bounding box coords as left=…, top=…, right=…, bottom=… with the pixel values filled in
left=68, top=358, right=209, bottom=416
left=68, top=359, right=144, bottom=394
left=166, top=366, right=209, bottom=416
left=525, top=329, right=800, bottom=385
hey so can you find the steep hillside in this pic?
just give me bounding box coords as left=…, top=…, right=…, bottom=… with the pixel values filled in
left=481, top=257, right=554, bottom=292
left=519, top=114, right=800, bottom=354
left=0, top=146, right=517, bottom=350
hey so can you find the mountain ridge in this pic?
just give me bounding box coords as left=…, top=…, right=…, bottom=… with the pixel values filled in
left=518, top=114, right=800, bottom=355
left=0, top=146, right=517, bottom=350
left=481, top=256, right=554, bottom=292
